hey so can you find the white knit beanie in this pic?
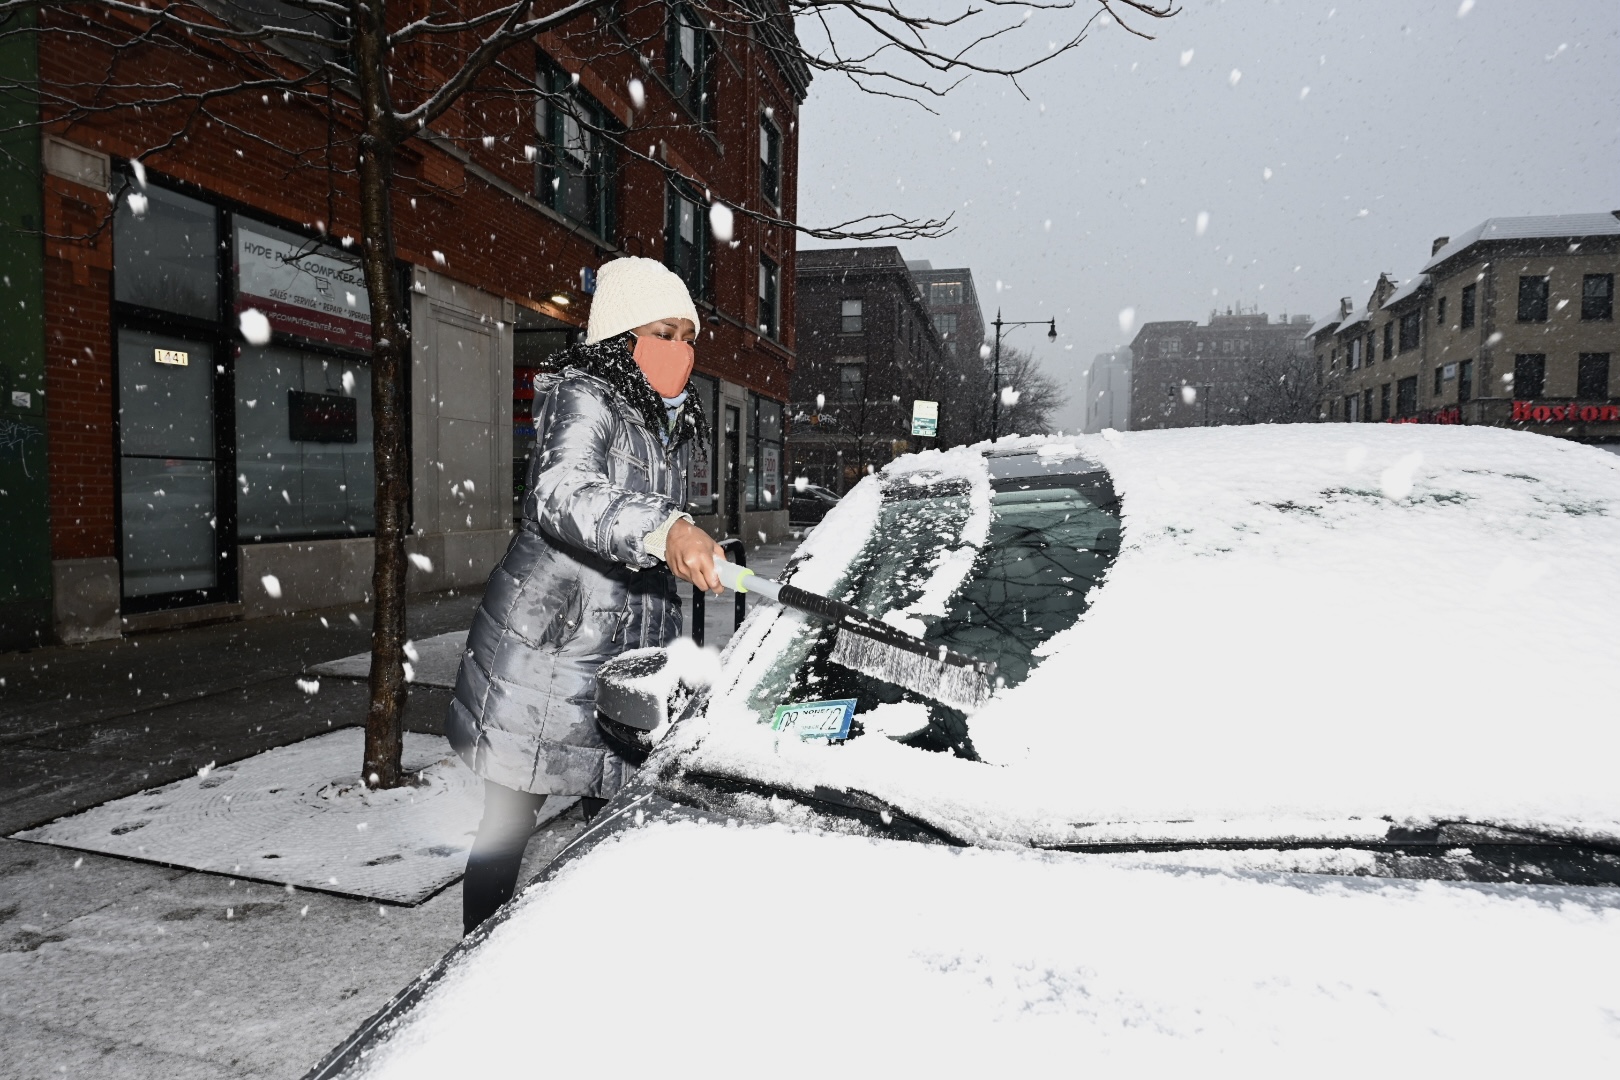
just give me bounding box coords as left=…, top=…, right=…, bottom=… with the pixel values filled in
left=584, top=257, right=702, bottom=343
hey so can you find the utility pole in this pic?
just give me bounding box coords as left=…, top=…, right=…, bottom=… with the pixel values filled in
left=991, top=310, right=1059, bottom=441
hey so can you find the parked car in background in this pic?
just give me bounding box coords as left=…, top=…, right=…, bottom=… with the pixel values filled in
left=310, top=427, right=1620, bottom=1079
left=787, top=480, right=840, bottom=526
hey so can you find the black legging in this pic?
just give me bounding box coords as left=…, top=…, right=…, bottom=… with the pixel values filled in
left=463, top=780, right=605, bottom=935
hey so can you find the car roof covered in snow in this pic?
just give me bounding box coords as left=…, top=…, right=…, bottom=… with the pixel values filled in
left=681, top=426, right=1620, bottom=847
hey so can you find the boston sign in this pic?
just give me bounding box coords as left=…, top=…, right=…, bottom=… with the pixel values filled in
left=1512, top=400, right=1620, bottom=424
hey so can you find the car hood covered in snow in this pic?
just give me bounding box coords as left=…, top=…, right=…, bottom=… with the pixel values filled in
left=675, top=425, right=1620, bottom=848
left=342, top=819, right=1620, bottom=1076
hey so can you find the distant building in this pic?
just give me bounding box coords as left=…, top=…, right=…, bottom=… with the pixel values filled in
left=1313, top=213, right=1620, bottom=446
left=907, top=260, right=988, bottom=366
left=790, top=248, right=946, bottom=491
left=1083, top=349, right=1132, bottom=433
left=1129, top=310, right=1315, bottom=429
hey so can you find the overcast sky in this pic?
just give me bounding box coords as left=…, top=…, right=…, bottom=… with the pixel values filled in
left=795, top=0, right=1620, bottom=432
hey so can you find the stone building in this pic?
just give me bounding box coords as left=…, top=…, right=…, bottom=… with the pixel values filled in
left=1128, top=310, right=1315, bottom=430
left=0, top=4, right=805, bottom=648
left=789, top=247, right=947, bottom=491
left=1311, top=213, right=1619, bottom=445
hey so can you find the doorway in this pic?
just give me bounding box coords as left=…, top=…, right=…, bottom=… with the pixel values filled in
left=724, top=404, right=741, bottom=537
left=116, top=328, right=232, bottom=609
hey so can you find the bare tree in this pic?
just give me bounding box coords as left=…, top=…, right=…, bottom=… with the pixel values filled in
left=1233, top=345, right=1319, bottom=425
left=2, top=0, right=1174, bottom=786
left=991, top=345, right=1066, bottom=437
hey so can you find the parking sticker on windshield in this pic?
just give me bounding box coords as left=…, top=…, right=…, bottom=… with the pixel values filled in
left=771, top=699, right=857, bottom=742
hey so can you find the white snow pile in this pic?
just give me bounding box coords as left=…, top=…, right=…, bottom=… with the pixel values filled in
left=684, top=425, right=1620, bottom=846
left=349, top=819, right=1620, bottom=1076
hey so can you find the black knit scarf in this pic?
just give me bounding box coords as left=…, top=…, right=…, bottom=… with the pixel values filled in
left=555, top=332, right=709, bottom=454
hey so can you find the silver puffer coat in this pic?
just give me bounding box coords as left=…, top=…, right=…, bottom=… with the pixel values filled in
left=446, top=359, right=692, bottom=798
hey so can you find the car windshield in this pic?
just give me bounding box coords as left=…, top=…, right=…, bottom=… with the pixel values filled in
left=742, top=463, right=1120, bottom=757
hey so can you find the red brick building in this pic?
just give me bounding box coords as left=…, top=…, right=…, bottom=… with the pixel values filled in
left=24, top=3, right=804, bottom=644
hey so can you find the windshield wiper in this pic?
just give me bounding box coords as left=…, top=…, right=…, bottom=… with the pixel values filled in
left=668, top=770, right=969, bottom=848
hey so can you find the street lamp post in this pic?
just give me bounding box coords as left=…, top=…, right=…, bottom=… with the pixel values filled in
left=991, top=310, right=1058, bottom=441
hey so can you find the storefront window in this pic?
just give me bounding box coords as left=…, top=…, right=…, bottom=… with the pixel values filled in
left=747, top=393, right=783, bottom=511
left=114, top=183, right=218, bottom=320
left=687, top=373, right=718, bottom=514
left=236, top=346, right=374, bottom=539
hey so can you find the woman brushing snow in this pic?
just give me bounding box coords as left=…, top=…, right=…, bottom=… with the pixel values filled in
left=446, top=257, right=724, bottom=934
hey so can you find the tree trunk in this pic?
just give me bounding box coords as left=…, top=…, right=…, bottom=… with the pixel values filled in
left=352, top=0, right=410, bottom=788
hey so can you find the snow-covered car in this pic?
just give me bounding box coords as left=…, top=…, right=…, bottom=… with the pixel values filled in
left=309, top=426, right=1620, bottom=1078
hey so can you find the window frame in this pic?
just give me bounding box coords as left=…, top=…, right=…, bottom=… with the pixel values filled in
left=1398, top=310, right=1421, bottom=353
left=758, top=256, right=781, bottom=341
left=1513, top=353, right=1547, bottom=399
left=1395, top=376, right=1418, bottom=418
left=1582, top=274, right=1614, bottom=321
left=1517, top=275, right=1550, bottom=323
left=1458, top=358, right=1474, bottom=403
left=1577, top=353, right=1611, bottom=401
left=535, top=53, right=618, bottom=241
left=1383, top=321, right=1393, bottom=360
left=664, top=178, right=709, bottom=302
left=666, top=3, right=714, bottom=126
left=1461, top=283, right=1477, bottom=329
left=759, top=111, right=782, bottom=207
left=841, top=297, right=863, bottom=334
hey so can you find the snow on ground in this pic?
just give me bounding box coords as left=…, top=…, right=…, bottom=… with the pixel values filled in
left=351, top=819, right=1620, bottom=1077
left=684, top=425, right=1620, bottom=845
left=11, top=730, right=507, bottom=904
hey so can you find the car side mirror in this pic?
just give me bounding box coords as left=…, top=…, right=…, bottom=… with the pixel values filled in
left=595, top=647, right=699, bottom=764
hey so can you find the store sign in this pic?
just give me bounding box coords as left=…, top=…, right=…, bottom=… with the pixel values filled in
left=911, top=399, right=939, bottom=437
left=1512, top=400, right=1620, bottom=424
left=237, top=226, right=371, bottom=350
left=761, top=444, right=781, bottom=506
left=1388, top=406, right=1461, bottom=425
left=689, top=437, right=713, bottom=503
left=153, top=348, right=189, bottom=367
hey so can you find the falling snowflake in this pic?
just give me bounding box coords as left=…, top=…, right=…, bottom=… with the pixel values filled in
left=409, top=553, right=433, bottom=572
left=629, top=78, right=646, bottom=109
left=1179, top=49, right=1194, bottom=67
left=261, top=574, right=282, bottom=598
left=296, top=678, right=320, bottom=695
left=1118, top=307, right=1137, bottom=335
left=709, top=202, right=735, bottom=243
left=1196, top=211, right=1210, bottom=237
left=239, top=309, right=272, bottom=345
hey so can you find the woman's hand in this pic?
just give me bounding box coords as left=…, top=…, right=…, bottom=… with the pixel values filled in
left=664, top=519, right=726, bottom=593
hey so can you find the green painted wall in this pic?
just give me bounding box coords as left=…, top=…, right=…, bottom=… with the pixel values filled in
left=0, top=8, right=52, bottom=651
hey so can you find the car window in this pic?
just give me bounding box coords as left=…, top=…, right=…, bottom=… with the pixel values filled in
left=747, top=468, right=1120, bottom=757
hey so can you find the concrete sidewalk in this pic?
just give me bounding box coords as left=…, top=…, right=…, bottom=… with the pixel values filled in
left=0, top=536, right=803, bottom=1078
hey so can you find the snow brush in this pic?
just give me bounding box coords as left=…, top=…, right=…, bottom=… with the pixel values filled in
left=712, top=557, right=995, bottom=713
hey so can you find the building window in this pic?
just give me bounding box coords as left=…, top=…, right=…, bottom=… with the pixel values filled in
left=930, top=281, right=963, bottom=305
left=1398, top=310, right=1421, bottom=352
left=1577, top=353, right=1611, bottom=400
left=664, top=180, right=708, bottom=300
left=758, top=257, right=780, bottom=340
left=666, top=4, right=712, bottom=124
left=1382, top=321, right=1393, bottom=360
left=1437, top=296, right=1447, bottom=326
left=746, top=393, right=783, bottom=511
left=686, top=372, right=717, bottom=513
left=1583, top=274, right=1614, bottom=321
left=1343, top=393, right=1357, bottom=422
left=1434, top=365, right=1445, bottom=396
left=1380, top=382, right=1391, bottom=420
left=759, top=112, right=781, bottom=206
left=1513, top=354, right=1546, bottom=398
left=1517, top=275, right=1550, bottom=322
left=1396, top=376, right=1418, bottom=418
left=1459, top=359, right=1473, bottom=403
left=1166, top=338, right=1182, bottom=357
left=1362, top=388, right=1375, bottom=423
left=1365, top=331, right=1375, bottom=364
left=236, top=346, right=374, bottom=540
left=839, top=363, right=863, bottom=401
left=535, top=56, right=616, bottom=240
left=1461, top=283, right=1477, bottom=329
left=840, top=298, right=863, bottom=334
left=934, top=311, right=958, bottom=337
left=1348, top=337, right=1362, bottom=369
left=114, top=182, right=219, bottom=320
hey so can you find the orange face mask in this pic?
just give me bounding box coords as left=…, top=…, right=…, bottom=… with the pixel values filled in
left=633, top=334, right=696, bottom=398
